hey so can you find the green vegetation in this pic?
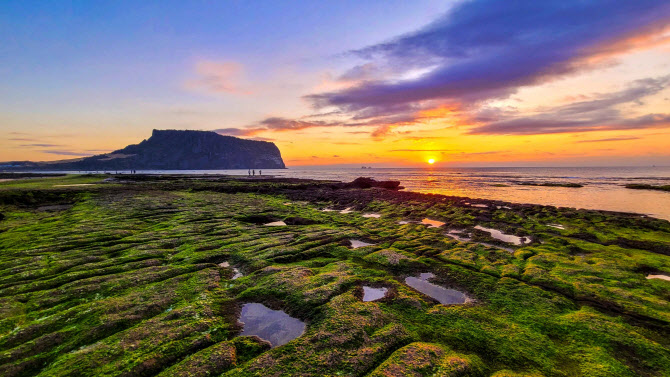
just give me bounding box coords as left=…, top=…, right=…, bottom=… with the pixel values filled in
left=1, top=175, right=669, bottom=376
left=625, top=184, right=670, bottom=192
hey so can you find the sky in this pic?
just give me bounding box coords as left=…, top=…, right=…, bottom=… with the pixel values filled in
left=1, top=0, right=670, bottom=167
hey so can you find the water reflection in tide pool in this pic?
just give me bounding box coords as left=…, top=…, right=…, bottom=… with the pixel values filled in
left=474, top=225, right=526, bottom=245
left=350, top=240, right=375, bottom=248
left=421, top=218, right=445, bottom=228
left=647, top=274, right=670, bottom=281
left=362, top=286, right=388, bottom=301
left=239, top=303, right=306, bottom=347
left=404, top=273, right=470, bottom=305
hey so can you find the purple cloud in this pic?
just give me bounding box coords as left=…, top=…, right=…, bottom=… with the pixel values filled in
left=41, top=150, right=95, bottom=156
left=214, top=127, right=258, bottom=136
left=20, top=143, right=61, bottom=147
left=306, top=0, right=670, bottom=116
left=575, top=136, right=641, bottom=143
left=469, top=76, right=670, bottom=134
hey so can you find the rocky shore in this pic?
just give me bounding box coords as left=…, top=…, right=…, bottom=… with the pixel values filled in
left=1, top=174, right=669, bottom=376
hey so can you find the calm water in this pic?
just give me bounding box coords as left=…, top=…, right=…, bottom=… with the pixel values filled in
left=404, top=273, right=470, bottom=305
left=362, top=286, right=388, bottom=301
left=281, top=166, right=670, bottom=220
left=238, top=303, right=305, bottom=347
left=35, top=166, right=670, bottom=220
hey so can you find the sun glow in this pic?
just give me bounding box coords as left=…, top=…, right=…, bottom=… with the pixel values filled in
left=428, top=158, right=436, bottom=164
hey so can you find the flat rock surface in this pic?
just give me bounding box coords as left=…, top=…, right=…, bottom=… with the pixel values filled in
left=0, top=174, right=669, bottom=376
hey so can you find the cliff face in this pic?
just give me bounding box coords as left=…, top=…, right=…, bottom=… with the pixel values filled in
left=1, top=130, right=286, bottom=170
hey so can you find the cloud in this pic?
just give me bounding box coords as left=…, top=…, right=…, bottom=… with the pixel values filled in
left=575, top=136, right=641, bottom=143
left=20, top=143, right=61, bottom=147
left=41, top=150, right=95, bottom=156
left=469, top=75, right=670, bottom=134
left=331, top=141, right=362, bottom=145
left=184, top=60, right=251, bottom=95
left=258, top=117, right=340, bottom=131
left=214, top=2, right=669, bottom=142
left=471, top=114, right=670, bottom=135
left=389, top=149, right=453, bottom=152
left=337, top=63, right=383, bottom=82
left=456, top=150, right=509, bottom=155
left=214, top=117, right=347, bottom=138
left=214, top=127, right=260, bottom=137
left=305, top=0, right=670, bottom=116
left=214, top=116, right=356, bottom=140
left=9, top=138, right=38, bottom=142
left=370, top=124, right=392, bottom=139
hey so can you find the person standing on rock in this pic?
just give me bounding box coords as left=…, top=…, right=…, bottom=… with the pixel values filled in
left=252, top=169, right=255, bottom=177
left=248, top=169, right=251, bottom=176
left=259, top=170, right=262, bottom=176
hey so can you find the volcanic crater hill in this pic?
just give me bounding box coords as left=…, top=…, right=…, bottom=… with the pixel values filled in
left=0, top=129, right=286, bottom=171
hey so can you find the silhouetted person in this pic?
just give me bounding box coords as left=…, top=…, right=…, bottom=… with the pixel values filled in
left=248, top=169, right=251, bottom=176
left=252, top=169, right=255, bottom=176
left=259, top=170, right=262, bottom=176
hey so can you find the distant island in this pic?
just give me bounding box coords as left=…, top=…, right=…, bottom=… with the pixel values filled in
left=0, top=129, right=286, bottom=171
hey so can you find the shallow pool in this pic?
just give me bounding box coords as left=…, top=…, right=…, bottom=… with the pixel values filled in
left=239, top=303, right=306, bottom=347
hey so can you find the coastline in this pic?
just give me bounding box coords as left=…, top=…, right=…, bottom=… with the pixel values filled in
left=1, top=174, right=669, bottom=376
left=5, top=166, right=670, bottom=221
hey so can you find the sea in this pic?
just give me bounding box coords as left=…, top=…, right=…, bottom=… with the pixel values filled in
left=33, top=166, right=670, bottom=221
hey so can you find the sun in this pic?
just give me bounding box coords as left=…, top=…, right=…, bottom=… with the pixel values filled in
left=427, top=158, right=436, bottom=164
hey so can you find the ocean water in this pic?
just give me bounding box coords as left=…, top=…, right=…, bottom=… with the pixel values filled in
left=278, top=166, right=670, bottom=220
left=36, top=166, right=670, bottom=220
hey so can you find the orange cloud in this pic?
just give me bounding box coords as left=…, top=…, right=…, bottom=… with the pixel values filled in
left=184, top=60, right=252, bottom=95
left=586, top=22, right=670, bottom=63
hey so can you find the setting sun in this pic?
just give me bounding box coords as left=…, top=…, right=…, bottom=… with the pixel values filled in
left=428, top=158, right=436, bottom=164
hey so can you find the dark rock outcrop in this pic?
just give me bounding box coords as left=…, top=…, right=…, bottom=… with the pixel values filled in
left=1, top=129, right=286, bottom=171
left=344, top=177, right=402, bottom=190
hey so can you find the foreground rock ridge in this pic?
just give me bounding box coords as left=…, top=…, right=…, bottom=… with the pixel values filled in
left=0, top=174, right=669, bottom=377
left=0, top=129, right=286, bottom=171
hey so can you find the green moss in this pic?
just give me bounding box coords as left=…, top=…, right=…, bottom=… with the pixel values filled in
left=0, top=175, right=669, bottom=376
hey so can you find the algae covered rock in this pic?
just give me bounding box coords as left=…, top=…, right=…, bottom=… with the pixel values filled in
left=369, top=342, right=486, bottom=377
left=1, top=175, right=670, bottom=376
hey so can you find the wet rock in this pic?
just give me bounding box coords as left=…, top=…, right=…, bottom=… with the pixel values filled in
left=237, top=214, right=281, bottom=224
left=283, top=217, right=320, bottom=225
left=345, top=177, right=401, bottom=190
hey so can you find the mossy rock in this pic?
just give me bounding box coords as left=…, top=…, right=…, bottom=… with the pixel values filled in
left=369, top=342, right=487, bottom=377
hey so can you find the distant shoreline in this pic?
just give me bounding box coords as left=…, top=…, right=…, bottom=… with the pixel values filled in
left=2, top=172, right=667, bottom=223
